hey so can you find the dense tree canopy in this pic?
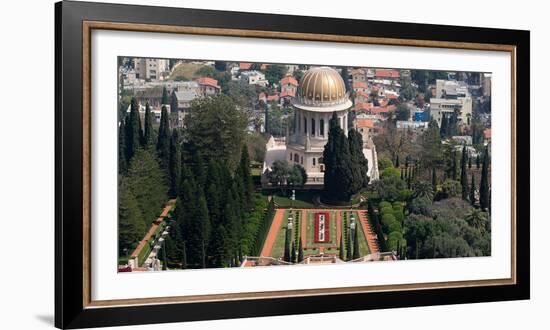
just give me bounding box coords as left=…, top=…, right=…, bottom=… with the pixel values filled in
left=184, top=95, right=248, bottom=171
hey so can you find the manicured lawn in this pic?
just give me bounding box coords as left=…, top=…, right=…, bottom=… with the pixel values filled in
left=270, top=210, right=292, bottom=258
left=271, top=190, right=317, bottom=208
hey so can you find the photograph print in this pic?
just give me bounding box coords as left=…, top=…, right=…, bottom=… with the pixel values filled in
left=117, top=58, right=492, bottom=272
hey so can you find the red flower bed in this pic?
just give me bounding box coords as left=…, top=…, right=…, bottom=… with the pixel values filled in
left=314, top=212, right=330, bottom=243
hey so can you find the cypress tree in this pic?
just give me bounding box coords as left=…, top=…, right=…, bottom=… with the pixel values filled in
left=236, top=145, right=253, bottom=210
left=339, top=233, right=345, bottom=261
left=298, top=238, right=304, bottom=262
left=283, top=228, right=291, bottom=262
left=162, top=241, right=167, bottom=270
left=451, top=150, right=457, bottom=181
left=400, top=168, right=404, bottom=180
left=168, top=130, right=181, bottom=198
left=346, top=229, right=352, bottom=261
left=291, top=242, right=297, bottom=263
left=209, top=224, right=227, bottom=268
left=395, top=154, right=400, bottom=168
left=181, top=241, right=187, bottom=269
left=468, top=155, right=472, bottom=169
left=118, top=119, right=127, bottom=173
left=125, top=98, right=143, bottom=161
left=323, top=112, right=354, bottom=202
left=431, top=167, right=437, bottom=192
left=460, top=146, right=469, bottom=200
left=143, top=102, right=154, bottom=146
left=349, top=128, right=369, bottom=189
left=352, top=226, right=360, bottom=259
left=479, top=147, right=490, bottom=211
left=157, top=105, right=171, bottom=171
left=469, top=172, right=477, bottom=207
left=161, top=86, right=169, bottom=105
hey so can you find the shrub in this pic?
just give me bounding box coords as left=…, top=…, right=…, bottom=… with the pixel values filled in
left=388, top=221, right=402, bottom=233
left=380, top=206, right=394, bottom=216
left=381, top=213, right=397, bottom=232
left=379, top=201, right=392, bottom=210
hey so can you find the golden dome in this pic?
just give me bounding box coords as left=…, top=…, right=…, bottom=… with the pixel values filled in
left=296, top=66, right=348, bottom=107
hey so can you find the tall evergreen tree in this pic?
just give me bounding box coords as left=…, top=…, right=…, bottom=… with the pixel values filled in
left=124, top=148, right=168, bottom=227
left=161, top=86, right=169, bottom=105
left=323, top=112, right=354, bottom=202
left=283, top=228, right=291, bottom=262
left=118, top=119, right=127, bottom=173
left=236, top=145, right=254, bottom=210
left=469, top=172, right=477, bottom=207
left=339, top=233, right=345, bottom=261
left=451, top=150, right=458, bottom=181
left=209, top=224, right=227, bottom=268
left=118, top=178, right=146, bottom=255
left=143, top=102, right=155, bottom=146
left=431, top=167, right=437, bottom=193
left=157, top=105, right=171, bottom=171
left=168, top=130, right=181, bottom=198
left=460, top=146, right=469, bottom=200
left=346, top=231, right=352, bottom=261
left=162, top=240, right=167, bottom=270
left=340, top=66, right=351, bottom=93
left=348, top=128, right=370, bottom=190
left=125, top=98, right=143, bottom=161
left=352, top=226, right=360, bottom=259
left=395, top=154, right=400, bottom=168
left=298, top=238, right=304, bottom=263
left=479, top=147, right=490, bottom=211
left=291, top=242, right=297, bottom=263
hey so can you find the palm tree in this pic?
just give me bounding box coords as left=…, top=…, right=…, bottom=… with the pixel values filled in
left=412, top=181, right=434, bottom=200
left=465, top=209, right=488, bottom=233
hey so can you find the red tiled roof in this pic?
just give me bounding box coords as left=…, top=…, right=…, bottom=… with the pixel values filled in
left=484, top=128, right=491, bottom=139
left=386, top=93, right=398, bottom=99
left=353, top=81, right=368, bottom=89
left=261, top=64, right=268, bottom=70
left=280, top=76, right=298, bottom=86
left=197, top=77, right=220, bottom=89
left=355, top=90, right=370, bottom=98
left=356, top=119, right=374, bottom=129
left=280, top=90, right=296, bottom=98
left=375, top=69, right=400, bottom=79
left=239, top=62, right=253, bottom=70
left=354, top=102, right=372, bottom=111
left=351, top=68, right=366, bottom=76
left=267, top=94, right=279, bottom=101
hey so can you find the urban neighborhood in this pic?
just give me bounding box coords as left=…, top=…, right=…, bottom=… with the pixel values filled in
left=117, top=57, right=492, bottom=272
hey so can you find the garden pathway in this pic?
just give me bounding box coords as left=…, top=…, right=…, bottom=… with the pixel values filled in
left=260, top=208, right=286, bottom=257
left=357, top=209, right=379, bottom=254
left=130, top=199, right=176, bottom=265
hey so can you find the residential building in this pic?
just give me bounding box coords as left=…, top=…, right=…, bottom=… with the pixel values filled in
left=133, top=58, right=170, bottom=81
left=240, top=70, right=269, bottom=86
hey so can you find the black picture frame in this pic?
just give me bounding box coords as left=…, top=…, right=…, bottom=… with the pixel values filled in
left=55, top=1, right=530, bottom=328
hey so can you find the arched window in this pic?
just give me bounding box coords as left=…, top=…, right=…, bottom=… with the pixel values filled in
left=311, top=118, right=315, bottom=136
left=289, top=152, right=293, bottom=161
left=320, top=119, right=325, bottom=136
left=300, top=156, right=303, bottom=164
left=294, top=154, right=299, bottom=163
left=313, top=158, right=316, bottom=166
left=304, top=116, right=307, bottom=134
left=320, top=164, right=325, bottom=172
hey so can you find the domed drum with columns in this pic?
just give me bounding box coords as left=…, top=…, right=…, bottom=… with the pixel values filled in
left=286, top=66, right=353, bottom=185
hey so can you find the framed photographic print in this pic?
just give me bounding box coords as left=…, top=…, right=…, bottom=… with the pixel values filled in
left=55, top=0, right=530, bottom=328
